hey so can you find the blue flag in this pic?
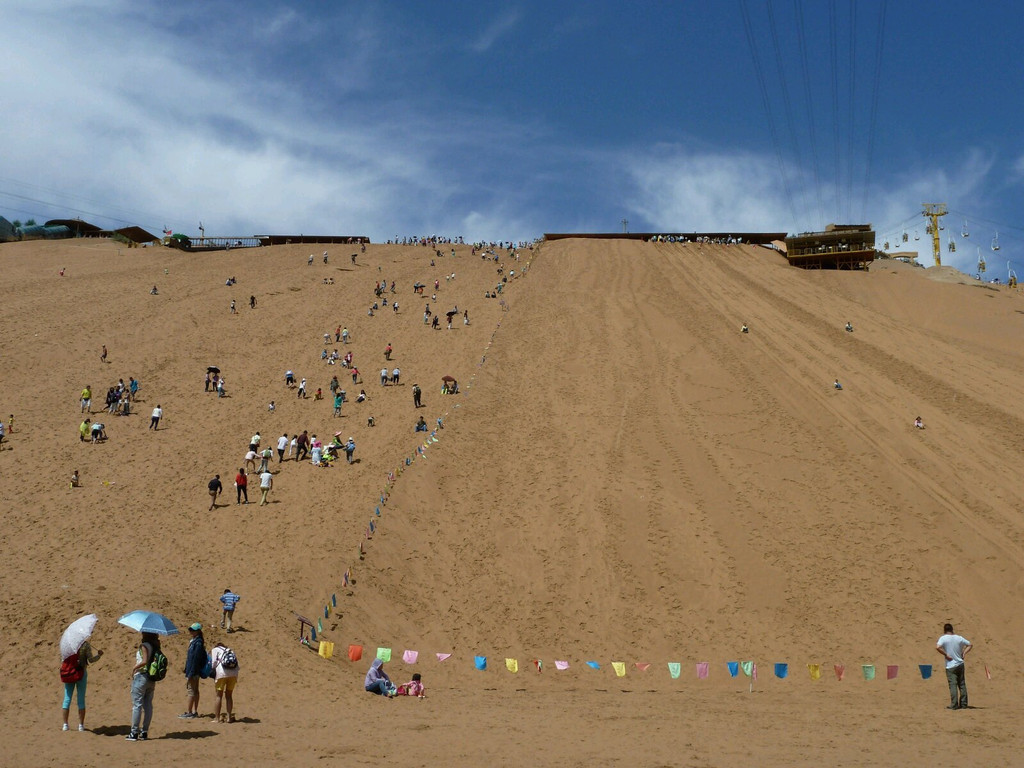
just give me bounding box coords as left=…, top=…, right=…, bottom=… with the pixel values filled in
left=919, top=664, right=933, bottom=679
left=727, top=661, right=739, bottom=678
left=586, top=661, right=601, bottom=670
left=474, top=656, right=487, bottom=671
left=774, top=663, right=788, bottom=679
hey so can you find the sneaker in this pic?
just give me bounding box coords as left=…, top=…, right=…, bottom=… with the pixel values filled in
left=228, top=714, right=235, bottom=723
left=78, top=725, right=85, bottom=732
left=946, top=705, right=959, bottom=710
left=62, top=724, right=69, bottom=731
left=139, top=732, right=148, bottom=741
left=125, top=732, right=139, bottom=741
left=178, top=712, right=196, bottom=719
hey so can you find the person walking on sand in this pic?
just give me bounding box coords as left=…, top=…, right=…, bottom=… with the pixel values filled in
left=149, top=404, right=162, bottom=430
left=220, top=589, right=241, bottom=632
left=230, top=299, right=236, bottom=314
left=277, top=433, right=288, bottom=463
left=344, top=437, right=356, bottom=465
left=295, top=431, right=309, bottom=462
left=80, top=385, right=92, bottom=413
left=412, top=384, right=422, bottom=408
left=259, top=469, right=273, bottom=505
left=937, top=623, right=973, bottom=710
left=180, top=623, right=206, bottom=719
left=210, top=642, right=239, bottom=723
left=234, top=467, right=248, bottom=504
left=208, top=474, right=223, bottom=510
left=391, top=367, right=400, bottom=386
left=258, top=446, right=273, bottom=474
left=100, top=345, right=107, bottom=364
left=297, top=378, right=307, bottom=399
left=384, top=343, right=392, bottom=361
left=61, top=639, right=103, bottom=731
left=249, top=295, right=256, bottom=309
left=126, top=632, right=160, bottom=741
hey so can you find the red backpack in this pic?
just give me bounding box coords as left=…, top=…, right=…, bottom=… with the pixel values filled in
left=60, top=653, right=84, bottom=683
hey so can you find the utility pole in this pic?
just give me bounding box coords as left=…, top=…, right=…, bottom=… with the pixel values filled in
left=621, top=218, right=628, bottom=233
left=921, top=203, right=947, bottom=266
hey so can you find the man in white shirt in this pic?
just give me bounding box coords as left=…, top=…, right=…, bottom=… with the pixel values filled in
left=277, top=434, right=288, bottom=463
left=936, top=623, right=972, bottom=709
left=150, top=405, right=162, bottom=430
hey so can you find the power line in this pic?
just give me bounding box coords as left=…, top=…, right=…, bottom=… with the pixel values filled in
left=859, top=0, right=888, bottom=221
left=740, top=0, right=799, bottom=227
left=793, top=0, right=825, bottom=225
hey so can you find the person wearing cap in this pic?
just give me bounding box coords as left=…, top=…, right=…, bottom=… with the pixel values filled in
left=180, top=623, right=206, bottom=719
left=344, top=437, right=356, bottom=465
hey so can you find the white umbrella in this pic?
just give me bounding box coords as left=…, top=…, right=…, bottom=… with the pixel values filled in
left=60, top=614, right=98, bottom=660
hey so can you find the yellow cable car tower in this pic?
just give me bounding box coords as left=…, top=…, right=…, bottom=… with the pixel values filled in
left=922, top=203, right=947, bottom=266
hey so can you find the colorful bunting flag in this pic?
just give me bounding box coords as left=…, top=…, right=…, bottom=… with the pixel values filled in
left=985, top=665, right=992, bottom=680
left=317, top=618, right=323, bottom=633
left=323, top=606, right=329, bottom=618
left=436, top=653, right=451, bottom=662
left=668, top=662, right=681, bottom=679
left=696, top=662, right=709, bottom=680
left=555, top=660, right=569, bottom=670
left=634, top=662, right=651, bottom=672
left=740, top=661, right=753, bottom=678
left=343, top=569, right=350, bottom=586
left=886, top=665, right=898, bottom=680
left=310, top=626, right=317, bottom=642
left=474, top=656, right=487, bottom=671
left=375, top=506, right=381, bottom=516
left=834, top=664, right=845, bottom=681
left=376, top=647, right=392, bottom=663
left=403, top=650, right=418, bottom=664
left=727, top=662, right=739, bottom=678
left=369, top=520, right=375, bottom=533
left=774, top=663, right=788, bottom=679
left=505, top=658, right=519, bottom=673
left=331, top=594, right=337, bottom=607
left=348, top=645, right=362, bottom=662
left=808, top=664, right=822, bottom=680
left=586, top=661, right=600, bottom=670
left=533, top=659, right=543, bottom=673
left=862, top=665, right=876, bottom=681
left=919, top=664, right=932, bottom=679
left=612, top=662, right=626, bottom=678
left=318, top=641, right=334, bottom=659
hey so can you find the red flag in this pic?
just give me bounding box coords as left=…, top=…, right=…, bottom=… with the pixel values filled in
left=834, top=664, right=846, bottom=681
left=348, top=645, right=363, bottom=662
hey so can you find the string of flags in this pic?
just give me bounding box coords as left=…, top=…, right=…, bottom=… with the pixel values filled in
left=303, top=643, right=986, bottom=683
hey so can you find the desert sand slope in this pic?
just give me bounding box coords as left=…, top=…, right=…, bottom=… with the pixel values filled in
left=1, top=236, right=1023, bottom=767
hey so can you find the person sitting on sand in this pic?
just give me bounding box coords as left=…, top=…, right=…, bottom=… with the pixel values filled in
left=150, top=285, right=158, bottom=295
left=914, top=416, right=925, bottom=429
left=396, top=673, right=425, bottom=698
left=415, top=416, right=428, bottom=432
left=71, top=469, right=80, bottom=488
left=364, top=658, right=395, bottom=697
left=741, top=324, right=748, bottom=333
left=834, top=379, right=843, bottom=390
left=845, top=322, right=854, bottom=332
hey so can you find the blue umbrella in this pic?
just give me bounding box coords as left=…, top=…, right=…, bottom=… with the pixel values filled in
left=117, top=610, right=179, bottom=636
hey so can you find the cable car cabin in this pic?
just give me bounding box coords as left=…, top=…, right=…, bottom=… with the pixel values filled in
left=992, top=233, right=1001, bottom=251
left=902, top=231, right=909, bottom=242
left=962, top=221, right=969, bottom=238
left=915, top=231, right=920, bottom=240
left=949, top=239, right=956, bottom=253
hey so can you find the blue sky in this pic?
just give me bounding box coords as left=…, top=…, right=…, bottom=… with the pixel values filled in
left=2, top=0, right=1022, bottom=277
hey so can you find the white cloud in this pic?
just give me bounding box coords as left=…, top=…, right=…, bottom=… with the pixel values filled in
left=470, top=10, right=521, bottom=53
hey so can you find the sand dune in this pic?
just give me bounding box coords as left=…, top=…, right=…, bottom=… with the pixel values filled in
left=2, top=236, right=1023, bottom=766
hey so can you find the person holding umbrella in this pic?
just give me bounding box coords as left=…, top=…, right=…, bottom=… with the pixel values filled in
left=60, top=615, right=103, bottom=731
left=119, top=610, right=178, bottom=742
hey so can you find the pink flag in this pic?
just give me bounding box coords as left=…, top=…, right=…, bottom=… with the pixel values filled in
left=834, top=664, right=845, bottom=681
left=554, top=660, right=570, bottom=670
left=436, top=653, right=451, bottom=662
left=752, top=663, right=758, bottom=681
left=635, top=663, right=651, bottom=672
left=403, top=650, right=418, bottom=664
left=985, top=665, right=992, bottom=680
left=696, top=662, right=710, bottom=679
left=886, top=665, right=898, bottom=680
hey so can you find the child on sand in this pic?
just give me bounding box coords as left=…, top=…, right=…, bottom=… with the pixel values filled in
left=70, top=470, right=80, bottom=488
left=396, top=673, right=425, bottom=698
left=914, top=416, right=925, bottom=429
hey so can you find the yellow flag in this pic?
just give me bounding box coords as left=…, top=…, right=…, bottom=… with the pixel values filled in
left=319, top=641, right=336, bottom=659
left=612, top=662, right=626, bottom=678
left=808, top=664, right=821, bottom=680
left=505, top=658, right=519, bottom=673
